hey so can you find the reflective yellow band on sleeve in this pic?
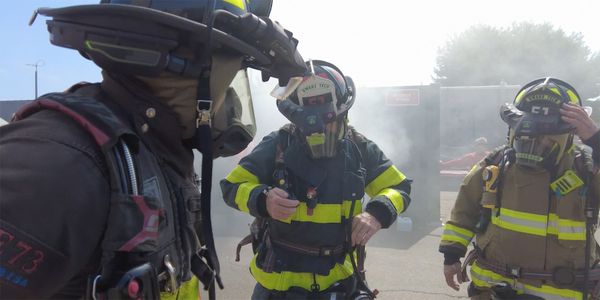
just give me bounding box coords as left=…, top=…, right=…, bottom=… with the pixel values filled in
left=226, top=165, right=259, bottom=184
left=365, top=166, right=407, bottom=197
left=235, top=182, right=261, bottom=213
left=471, top=262, right=582, bottom=299
left=441, top=223, right=474, bottom=247
left=250, top=254, right=354, bottom=292
left=377, top=188, right=404, bottom=213
left=224, top=0, right=246, bottom=10
left=226, top=165, right=261, bottom=213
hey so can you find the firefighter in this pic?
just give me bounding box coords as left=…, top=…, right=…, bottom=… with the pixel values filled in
left=440, top=77, right=600, bottom=299
left=0, top=0, right=306, bottom=298
left=221, top=60, right=412, bottom=299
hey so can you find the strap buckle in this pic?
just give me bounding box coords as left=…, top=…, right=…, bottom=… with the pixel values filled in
left=196, top=100, right=212, bottom=127
left=506, top=265, right=521, bottom=278
left=319, top=246, right=334, bottom=257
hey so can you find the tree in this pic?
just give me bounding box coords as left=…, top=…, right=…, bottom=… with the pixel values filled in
left=434, top=23, right=600, bottom=100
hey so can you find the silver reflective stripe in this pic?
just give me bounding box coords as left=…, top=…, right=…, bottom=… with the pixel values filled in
left=495, top=214, right=546, bottom=229
left=558, top=225, right=585, bottom=234
left=473, top=265, right=581, bottom=300
left=442, top=229, right=473, bottom=242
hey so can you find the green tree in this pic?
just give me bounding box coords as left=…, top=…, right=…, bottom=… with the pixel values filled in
left=434, top=23, right=600, bottom=100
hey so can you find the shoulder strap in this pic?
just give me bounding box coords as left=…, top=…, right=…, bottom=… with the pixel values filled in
left=13, top=92, right=137, bottom=151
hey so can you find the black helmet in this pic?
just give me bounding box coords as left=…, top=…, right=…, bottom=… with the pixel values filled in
left=277, top=60, right=356, bottom=158
left=500, top=77, right=581, bottom=136
left=29, top=0, right=305, bottom=85
left=500, top=77, right=582, bottom=169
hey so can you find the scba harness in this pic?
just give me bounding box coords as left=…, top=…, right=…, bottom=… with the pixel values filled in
left=235, top=124, right=378, bottom=299
left=13, top=90, right=219, bottom=299
left=463, top=145, right=600, bottom=299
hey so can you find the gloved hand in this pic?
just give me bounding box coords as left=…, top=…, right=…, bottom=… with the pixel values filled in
left=266, top=187, right=299, bottom=221
left=561, top=103, right=599, bottom=140
left=443, top=262, right=467, bottom=291
left=351, top=212, right=382, bottom=246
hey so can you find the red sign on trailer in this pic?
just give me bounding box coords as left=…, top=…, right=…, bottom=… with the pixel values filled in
left=385, top=89, right=420, bottom=106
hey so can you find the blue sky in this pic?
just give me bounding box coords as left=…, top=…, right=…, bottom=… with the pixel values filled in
left=1, top=0, right=599, bottom=100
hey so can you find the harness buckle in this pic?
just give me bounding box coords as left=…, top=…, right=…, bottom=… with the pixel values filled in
left=158, top=254, right=177, bottom=294
left=319, top=247, right=333, bottom=256
left=507, top=265, right=521, bottom=278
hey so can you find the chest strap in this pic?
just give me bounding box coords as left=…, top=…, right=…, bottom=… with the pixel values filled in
left=270, top=237, right=345, bottom=257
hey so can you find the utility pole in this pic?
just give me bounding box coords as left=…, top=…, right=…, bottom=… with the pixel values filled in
left=26, top=60, right=44, bottom=99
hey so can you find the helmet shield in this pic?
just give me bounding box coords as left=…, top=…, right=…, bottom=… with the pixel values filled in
left=210, top=60, right=256, bottom=158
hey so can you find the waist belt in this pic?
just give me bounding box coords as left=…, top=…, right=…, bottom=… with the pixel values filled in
left=270, top=238, right=345, bottom=257
left=476, top=258, right=600, bottom=287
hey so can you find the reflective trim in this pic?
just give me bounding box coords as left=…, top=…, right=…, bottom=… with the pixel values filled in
left=280, top=200, right=362, bottom=224
left=160, top=277, right=200, bottom=300
left=491, top=208, right=547, bottom=236
left=441, top=224, right=474, bottom=247
left=471, top=262, right=582, bottom=300
left=226, top=165, right=261, bottom=213
left=548, top=214, right=586, bottom=241
left=224, top=0, right=246, bottom=10
left=491, top=208, right=586, bottom=240
left=378, top=188, right=404, bottom=213
left=226, top=165, right=259, bottom=184
left=235, top=182, right=261, bottom=213
left=365, top=166, right=407, bottom=197
left=250, top=253, right=354, bottom=291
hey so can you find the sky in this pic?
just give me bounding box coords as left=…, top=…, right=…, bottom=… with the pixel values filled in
left=0, top=0, right=599, bottom=100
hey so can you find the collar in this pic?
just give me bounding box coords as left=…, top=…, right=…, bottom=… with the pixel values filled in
left=99, top=72, right=195, bottom=177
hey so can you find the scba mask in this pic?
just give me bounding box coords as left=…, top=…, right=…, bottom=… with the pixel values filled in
left=511, top=133, right=570, bottom=169
left=275, top=60, right=355, bottom=158
left=501, top=77, right=582, bottom=169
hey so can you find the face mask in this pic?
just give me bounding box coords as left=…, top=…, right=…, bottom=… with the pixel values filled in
left=512, top=134, right=569, bottom=169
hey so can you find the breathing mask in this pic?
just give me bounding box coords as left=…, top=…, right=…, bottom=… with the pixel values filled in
left=274, top=60, right=355, bottom=158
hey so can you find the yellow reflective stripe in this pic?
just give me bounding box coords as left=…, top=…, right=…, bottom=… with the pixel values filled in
left=440, top=234, right=471, bottom=247
left=226, top=165, right=259, bottom=183
left=160, top=277, right=200, bottom=300
left=250, top=254, right=354, bottom=291
left=365, top=166, right=407, bottom=197
left=226, top=165, right=261, bottom=213
left=224, top=0, right=246, bottom=10
left=491, top=208, right=547, bottom=236
left=342, top=199, right=363, bottom=218
left=491, top=208, right=586, bottom=240
left=280, top=200, right=363, bottom=224
left=444, top=223, right=475, bottom=238
left=235, top=182, right=261, bottom=213
left=378, top=188, right=404, bottom=213
left=548, top=214, right=586, bottom=241
left=441, top=224, right=474, bottom=247
left=471, top=262, right=582, bottom=300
